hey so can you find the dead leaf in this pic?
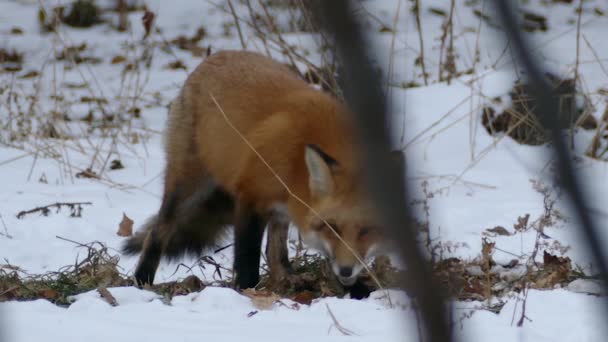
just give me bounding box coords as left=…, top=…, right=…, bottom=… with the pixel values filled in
left=39, top=288, right=59, bottom=300
left=291, top=290, right=316, bottom=305
left=18, top=70, right=39, bottom=79
left=142, top=10, right=155, bottom=39
left=110, top=159, right=124, bottom=170
left=117, top=213, right=133, bottom=237
left=110, top=55, right=126, bottom=64
left=75, top=167, right=99, bottom=179
left=543, top=251, right=571, bottom=269
left=164, top=60, right=187, bottom=70
left=180, top=275, right=204, bottom=292
left=97, top=287, right=118, bottom=306
left=485, top=226, right=511, bottom=236
left=242, top=289, right=280, bottom=311
left=514, top=214, right=530, bottom=232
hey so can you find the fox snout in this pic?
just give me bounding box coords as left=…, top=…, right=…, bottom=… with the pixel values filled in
left=331, top=261, right=364, bottom=286
left=302, top=230, right=377, bottom=286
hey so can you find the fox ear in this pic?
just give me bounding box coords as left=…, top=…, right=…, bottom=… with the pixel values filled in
left=305, top=144, right=337, bottom=199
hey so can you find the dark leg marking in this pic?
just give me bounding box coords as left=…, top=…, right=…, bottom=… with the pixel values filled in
left=233, top=202, right=266, bottom=290
left=346, top=279, right=373, bottom=300
left=133, top=229, right=163, bottom=286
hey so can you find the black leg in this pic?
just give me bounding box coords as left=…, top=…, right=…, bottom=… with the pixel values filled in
left=233, top=202, right=266, bottom=290
left=347, top=279, right=373, bottom=300
left=134, top=229, right=163, bottom=286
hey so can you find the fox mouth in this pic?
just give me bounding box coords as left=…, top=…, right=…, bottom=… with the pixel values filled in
left=337, top=275, right=357, bottom=286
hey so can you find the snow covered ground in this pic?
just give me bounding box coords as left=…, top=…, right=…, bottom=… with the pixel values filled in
left=1, top=0, right=607, bottom=341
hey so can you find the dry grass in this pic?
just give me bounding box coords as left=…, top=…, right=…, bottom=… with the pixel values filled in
left=481, top=73, right=597, bottom=146
left=0, top=0, right=604, bottom=316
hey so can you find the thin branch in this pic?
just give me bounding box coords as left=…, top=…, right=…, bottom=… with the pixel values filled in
left=0, top=213, right=12, bottom=239
left=227, top=0, right=247, bottom=49
left=414, top=0, right=428, bottom=85
left=16, top=202, right=92, bottom=219
left=325, top=303, right=356, bottom=336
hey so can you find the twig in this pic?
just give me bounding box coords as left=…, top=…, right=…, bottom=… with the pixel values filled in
left=227, top=0, right=247, bottom=49
left=414, top=0, right=428, bottom=85
left=581, top=35, right=608, bottom=78
left=214, top=243, right=234, bottom=254
left=199, top=255, right=228, bottom=280
left=55, top=235, right=90, bottom=248
left=386, top=0, right=402, bottom=95
left=572, top=0, right=584, bottom=149
left=516, top=285, right=530, bottom=327
left=16, top=202, right=92, bottom=219
left=325, top=303, right=356, bottom=336
left=0, top=213, right=12, bottom=239
left=573, top=0, right=583, bottom=87
left=443, top=0, right=457, bottom=84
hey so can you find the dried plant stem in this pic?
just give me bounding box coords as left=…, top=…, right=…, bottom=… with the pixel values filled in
left=16, top=202, right=93, bottom=219
left=572, top=0, right=584, bottom=149
left=414, top=0, right=428, bottom=85
left=446, top=0, right=456, bottom=84
left=227, top=0, right=247, bottom=49
left=0, top=213, right=12, bottom=239
left=326, top=303, right=356, bottom=336
left=574, top=0, right=583, bottom=86
left=386, top=0, right=402, bottom=94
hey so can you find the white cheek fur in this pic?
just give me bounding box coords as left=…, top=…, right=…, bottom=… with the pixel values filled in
left=366, top=243, right=379, bottom=259
left=301, top=231, right=331, bottom=257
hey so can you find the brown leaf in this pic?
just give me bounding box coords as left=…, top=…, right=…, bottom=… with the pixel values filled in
left=39, top=288, right=59, bottom=300
left=485, top=226, right=511, bottom=236
left=543, top=251, right=571, bottom=269
left=291, top=290, right=316, bottom=305
left=164, top=60, right=187, bottom=70
left=242, top=289, right=280, bottom=311
left=110, top=55, right=126, bottom=64
left=142, top=11, right=155, bottom=39
left=18, top=70, right=39, bottom=79
left=180, top=275, right=205, bottom=292
left=75, top=167, right=99, bottom=179
left=514, top=214, right=530, bottom=231
left=97, top=287, right=118, bottom=306
left=117, top=213, right=133, bottom=237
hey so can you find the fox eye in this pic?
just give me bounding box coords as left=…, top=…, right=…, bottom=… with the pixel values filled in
left=313, top=221, right=336, bottom=231
left=328, top=223, right=341, bottom=236
left=359, top=227, right=373, bottom=238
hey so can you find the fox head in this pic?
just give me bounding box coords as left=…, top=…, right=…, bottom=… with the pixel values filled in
left=295, top=144, right=403, bottom=286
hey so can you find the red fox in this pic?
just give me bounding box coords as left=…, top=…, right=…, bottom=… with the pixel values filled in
left=123, top=50, right=397, bottom=290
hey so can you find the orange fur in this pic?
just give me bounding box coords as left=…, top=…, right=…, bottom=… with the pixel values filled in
left=124, top=50, right=384, bottom=290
